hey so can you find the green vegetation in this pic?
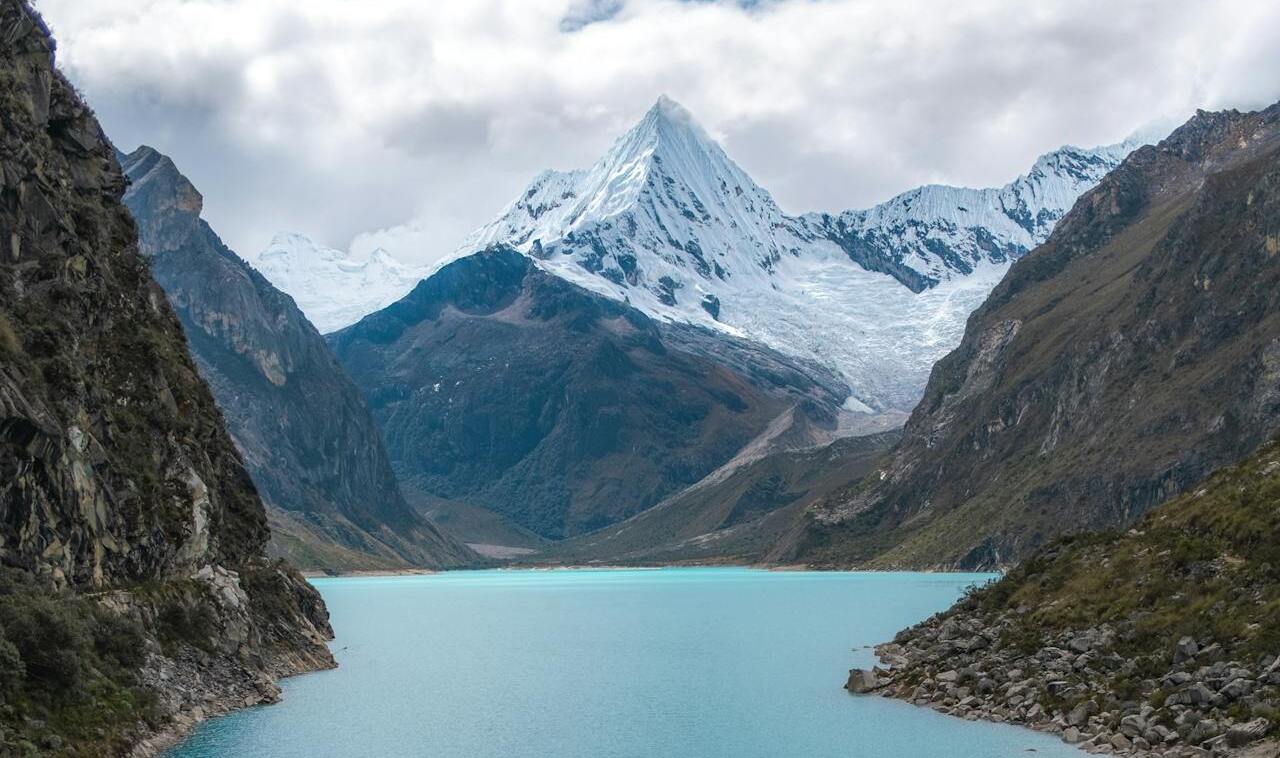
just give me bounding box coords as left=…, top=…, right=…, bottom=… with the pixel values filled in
left=0, top=570, right=158, bottom=756
left=974, top=438, right=1280, bottom=664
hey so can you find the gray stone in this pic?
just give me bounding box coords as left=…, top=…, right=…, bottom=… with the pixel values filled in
left=1225, top=718, right=1269, bottom=747
left=1218, top=677, right=1253, bottom=700
left=1068, top=700, right=1099, bottom=727
left=846, top=668, right=880, bottom=694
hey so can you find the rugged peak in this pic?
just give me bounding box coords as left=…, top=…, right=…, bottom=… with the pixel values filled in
left=640, top=94, right=703, bottom=140
left=261, top=231, right=346, bottom=263
left=650, top=93, right=684, bottom=116
left=1150, top=102, right=1280, bottom=165
left=120, top=144, right=204, bottom=257
left=576, top=93, right=748, bottom=222
left=120, top=145, right=202, bottom=213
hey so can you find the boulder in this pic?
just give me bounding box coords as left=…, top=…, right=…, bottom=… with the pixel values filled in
left=1068, top=700, right=1099, bottom=727
left=846, top=668, right=881, bottom=694
left=1225, top=718, right=1269, bottom=747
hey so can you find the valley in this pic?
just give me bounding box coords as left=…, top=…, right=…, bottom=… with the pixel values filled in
left=4, top=0, right=1280, bottom=756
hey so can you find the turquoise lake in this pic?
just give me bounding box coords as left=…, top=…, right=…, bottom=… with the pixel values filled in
left=168, top=568, right=1080, bottom=757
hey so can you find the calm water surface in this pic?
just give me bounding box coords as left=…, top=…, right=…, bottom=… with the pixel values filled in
left=169, top=568, right=1080, bottom=758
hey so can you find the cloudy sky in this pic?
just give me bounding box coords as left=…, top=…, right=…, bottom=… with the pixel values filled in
left=36, top=0, right=1280, bottom=266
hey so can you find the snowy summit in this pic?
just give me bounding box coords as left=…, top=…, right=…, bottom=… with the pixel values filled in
left=452, top=96, right=1147, bottom=413
left=254, top=232, right=428, bottom=333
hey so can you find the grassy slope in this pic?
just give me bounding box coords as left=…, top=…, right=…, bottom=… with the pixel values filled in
left=980, top=438, right=1280, bottom=675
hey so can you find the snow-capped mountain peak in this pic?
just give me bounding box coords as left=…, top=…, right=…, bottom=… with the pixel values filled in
left=253, top=232, right=427, bottom=333
left=453, top=100, right=1150, bottom=414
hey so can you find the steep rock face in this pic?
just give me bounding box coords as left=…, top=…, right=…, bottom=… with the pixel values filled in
left=118, top=146, right=474, bottom=571
left=779, top=103, right=1280, bottom=569
left=0, top=3, right=331, bottom=752
left=452, top=96, right=1138, bottom=412
left=328, top=247, right=848, bottom=540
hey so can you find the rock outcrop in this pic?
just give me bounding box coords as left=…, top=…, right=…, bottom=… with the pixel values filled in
left=848, top=440, right=1280, bottom=757
left=0, top=2, right=332, bottom=752
left=777, top=101, right=1280, bottom=569
left=119, top=145, right=475, bottom=572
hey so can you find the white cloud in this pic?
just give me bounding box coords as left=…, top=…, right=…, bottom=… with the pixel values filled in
left=36, top=0, right=1280, bottom=267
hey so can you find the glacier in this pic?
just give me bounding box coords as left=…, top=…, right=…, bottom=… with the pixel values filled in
left=450, top=96, right=1146, bottom=413
left=253, top=232, right=429, bottom=333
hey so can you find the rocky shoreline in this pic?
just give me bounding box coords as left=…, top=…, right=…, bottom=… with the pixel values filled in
left=847, top=605, right=1280, bottom=757
left=130, top=644, right=335, bottom=757
left=124, top=564, right=337, bottom=757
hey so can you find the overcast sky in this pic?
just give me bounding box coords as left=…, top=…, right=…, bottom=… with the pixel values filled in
left=36, top=0, right=1280, bottom=266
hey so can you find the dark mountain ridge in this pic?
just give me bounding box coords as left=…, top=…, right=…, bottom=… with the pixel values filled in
left=118, top=145, right=475, bottom=571
left=329, top=248, right=851, bottom=542
left=774, top=102, right=1280, bottom=570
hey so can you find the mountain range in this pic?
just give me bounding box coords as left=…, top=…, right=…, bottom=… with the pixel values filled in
left=254, top=233, right=429, bottom=334
left=117, top=146, right=475, bottom=572
left=777, top=102, right=1280, bottom=569
left=289, top=97, right=1137, bottom=556
left=276, top=97, right=1141, bottom=416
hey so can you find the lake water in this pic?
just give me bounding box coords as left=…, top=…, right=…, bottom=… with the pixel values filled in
left=169, top=568, right=1080, bottom=758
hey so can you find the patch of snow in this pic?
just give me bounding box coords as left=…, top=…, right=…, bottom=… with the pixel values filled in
left=253, top=232, right=428, bottom=333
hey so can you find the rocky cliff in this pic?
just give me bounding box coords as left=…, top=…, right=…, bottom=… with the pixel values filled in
left=118, top=145, right=475, bottom=572
left=0, top=2, right=333, bottom=753
left=851, top=439, right=1280, bottom=756
left=776, top=102, right=1280, bottom=569
left=329, top=247, right=849, bottom=542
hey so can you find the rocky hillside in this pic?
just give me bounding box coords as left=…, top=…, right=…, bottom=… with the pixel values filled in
left=328, top=247, right=849, bottom=542
left=118, top=145, right=475, bottom=572
left=538, top=430, right=899, bottom=565
left=851, top=439, right=1280, bottom=756
left=777, top=102, right=1280, bottom=569
left=0, top=3, right=332, bottom=753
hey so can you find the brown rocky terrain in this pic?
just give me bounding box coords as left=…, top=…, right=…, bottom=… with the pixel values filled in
left=539, top=429, right=899, bottom=565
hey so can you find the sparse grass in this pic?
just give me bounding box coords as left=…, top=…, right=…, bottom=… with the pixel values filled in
left=971, top=439, right=1280, bottom=663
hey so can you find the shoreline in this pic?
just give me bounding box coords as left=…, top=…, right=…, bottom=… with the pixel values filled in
left=299, top=567, right=439, bottom=578
left=850, top=625, right=1280, bottom=757
left=299, top=560, right=1003, bottom=578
